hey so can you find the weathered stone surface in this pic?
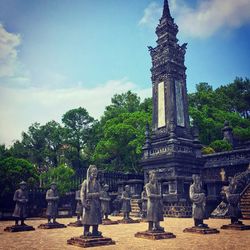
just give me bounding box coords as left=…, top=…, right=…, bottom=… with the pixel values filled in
left=183, top=227, right=220, bottom=234
left=118, top=218, right=140, bottom=224
left=68, top=220, right=83, bottom=227
left=38, top=222, right=66, bottom=229
left=67, top=235, right=115, bottom=248
left=102, top=219, right=118, bottom=225
left=135, top=231, right=176, bottom=240
left=4, top=225, right=35, bottom=232
left=221, top=224, right=250, bottom=230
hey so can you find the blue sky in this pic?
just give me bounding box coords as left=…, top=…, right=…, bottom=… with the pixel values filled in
left=0, top=0, right=250, bottom=145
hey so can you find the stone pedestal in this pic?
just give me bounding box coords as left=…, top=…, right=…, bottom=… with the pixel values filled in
left=4, top=224, right=35, bottom=232
left=68, top=220, right=83, bottom=227
left=102, top=219, right=118, bottom=225
left=67, top=235, right=115, bottom=248
left=183, top=226, right=219, bottom=234
left=118, top=217, right=140, bottom=224
left=135, top=231, right=176, bottom=240
left=38, top=222, right=66, bottom=229
left=221, top=224, right=250, bottom=230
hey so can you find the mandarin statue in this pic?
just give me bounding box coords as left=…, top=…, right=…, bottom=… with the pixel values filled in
left=4, top=181, right=35, bottom=232
left=226, top=177, right=243, bottom=225
left=145, top=170, right=164, bottom=232
left=81, top=165, right=102, bottom=237
left=141, top=187, right=147, bottom=219
left=189, top=174, right=207, bottom=228
left=46, top=182, right=59, bottom=224
left=121, top=185, right=132, bottom=220
left=75, top=184, right=83, bottom=222
left=12, top=181, right=29, bottom=226
left=100, top=184, right=111, bottom=220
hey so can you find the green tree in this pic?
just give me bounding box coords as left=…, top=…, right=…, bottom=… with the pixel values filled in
left=101, top=91, right=141, bottom=122
left=42, top=121, right=64, bottom=167
left=189, top=80, right=250, bottom=145
left=0, top=157, right=39, bottom=197
left=62, top=107, right=95, bottom=169
left=93, top=111, right=151, bottom=173
left=41, top=164, right=75, bottom=195
left=21, top=123, right=47, bottom=172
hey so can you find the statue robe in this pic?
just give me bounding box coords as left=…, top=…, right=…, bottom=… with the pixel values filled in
left=141, top=190, right=147, bottom=213
left=121, top=190, right=131, bottom=213
left=189, top=183, right=206, bottom=220
left=145, top=182, right=163, bottom=222
left=100, top=190, right=111, bottom=215
left=12, top=189, right=28, bottom=218
left=81, top=179, right=102, bottom=225
left=75, top=190, right=83, bottom=216
left=227, top=193, right=242, bottom=219
left=46, top=189, right=59, bottom=218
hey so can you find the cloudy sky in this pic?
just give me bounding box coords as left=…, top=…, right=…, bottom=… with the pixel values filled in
left=0, top=0, right=250, bottom=146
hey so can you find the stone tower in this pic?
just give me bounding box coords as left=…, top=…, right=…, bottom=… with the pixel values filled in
left=140, top=0, right=204, bottom=217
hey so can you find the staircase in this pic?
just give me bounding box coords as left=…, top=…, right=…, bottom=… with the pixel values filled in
left=240, top=184, right=250, bottom=219
left=130, top=199, right=141, bottom=217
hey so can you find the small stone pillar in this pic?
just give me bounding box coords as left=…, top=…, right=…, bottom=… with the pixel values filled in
left=222, top=121, right=234, bottom=146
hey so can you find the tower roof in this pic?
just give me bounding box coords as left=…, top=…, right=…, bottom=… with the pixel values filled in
left=162, top=0, right=171, bottom=18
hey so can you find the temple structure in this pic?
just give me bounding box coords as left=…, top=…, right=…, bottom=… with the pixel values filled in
left=140, top=0, right=204, bottom=217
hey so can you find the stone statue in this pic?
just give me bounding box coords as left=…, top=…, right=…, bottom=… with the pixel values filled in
left=46, top=182, right=59, bottom=224
left=189, top=174, right=207, bottom=228
left=140, top=187, right=147, bottom=219
left=12, top=181, right=29, bottom=226
left=75, top=184, right=83, bottom=222
left=4, top=181, right=35, bottom=232
left=145, top=170, right=164, bottom=232
left=81, top=165, right=102, bottom=237
left=100, top=184, right=111, bottom=220
left=226, top=177, right=243, bottom=225
left=121, top=185, right=132, bottom=220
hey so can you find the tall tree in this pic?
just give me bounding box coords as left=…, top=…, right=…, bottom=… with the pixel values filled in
left=42, top=121, right=64, bottom=167
left=93, top=111, right=151, bottom=173
left=62, top=107, right=95, bottom=169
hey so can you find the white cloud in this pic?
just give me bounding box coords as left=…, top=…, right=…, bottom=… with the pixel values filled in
left=139, top=2, right=162, bottom=28
left=0, top=79, right=151, bottom=146
left=174, top=0, right=250, bottom=38
left=0, top=24, right=21, bottom=77
left=140, top=0, right=250, bottom=38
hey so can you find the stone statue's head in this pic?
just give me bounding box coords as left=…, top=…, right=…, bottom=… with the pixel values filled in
left=88, top=165, right=98, bottom=180
left=103, top=184, right=109, bottom=191
left=50, top=182, right=57, bottom=191
left=192, top=174, right=201, bottom=184
left=149, top=170, right=157, bottom=184
left=19, top=181, right=27, bottom=190
left=125, top=185, right=130, bottom=192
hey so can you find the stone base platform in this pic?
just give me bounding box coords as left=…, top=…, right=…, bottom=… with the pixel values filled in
left=67, top=235, right=115, bottom=248
left=102, top=219, right=118, bottom=225
left=183, top=227, right=220, bottom=234
left=118, top=218, right=140, bottom=224
left=38, top=222, right=67, bottom=229
left=4, top=224, right=35, bottom=232
left=68, top=221, right=83, bottom=227
left=221, top=224, right=250, bottom=230
left=135, top=231, right=176, bottom=240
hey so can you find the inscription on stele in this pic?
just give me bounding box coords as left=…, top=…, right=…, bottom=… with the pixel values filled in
left=158, top=81, right=166, bottom=128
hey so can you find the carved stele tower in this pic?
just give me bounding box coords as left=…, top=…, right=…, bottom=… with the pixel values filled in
left=140, top=0, right=204, bottom=216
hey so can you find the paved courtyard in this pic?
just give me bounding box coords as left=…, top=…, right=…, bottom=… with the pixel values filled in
left=0, top=217, right=250, bottom=250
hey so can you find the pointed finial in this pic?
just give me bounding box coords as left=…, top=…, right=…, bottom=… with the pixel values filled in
left=163, top=0, right=171, bottom=18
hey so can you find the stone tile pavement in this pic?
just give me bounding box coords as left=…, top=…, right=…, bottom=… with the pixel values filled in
left=0, top=217, right=250, bottom=250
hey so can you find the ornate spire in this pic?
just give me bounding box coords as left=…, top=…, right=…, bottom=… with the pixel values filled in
left=162, top=0, right=171, bottom=18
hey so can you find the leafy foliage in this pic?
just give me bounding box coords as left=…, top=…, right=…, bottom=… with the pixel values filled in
left=41, top=164, right=75, bottom=195
left=209, top=140, right=233, bottom=153
left=0, top=157, right=39, bottom=197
